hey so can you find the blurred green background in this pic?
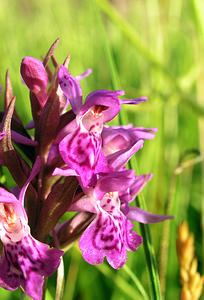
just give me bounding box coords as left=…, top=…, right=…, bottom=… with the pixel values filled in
left=0, top=0, right=203, bottom=299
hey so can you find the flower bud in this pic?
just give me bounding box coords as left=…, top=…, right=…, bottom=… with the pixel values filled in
left=20, top=56, right=48, bottom=106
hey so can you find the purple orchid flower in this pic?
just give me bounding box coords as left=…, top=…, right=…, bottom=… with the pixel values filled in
left=0, top=158, right=63, bottom=300
left=68, top=171, right=171, bottom=269
left=102, top=125, right=157, bottom=156
left=119, top=174, right=153, bottom=204
left=99, top=126, right=157, bottom=172
left=79, top=194, right=142, bottom=269
left=0, top=42, right=176, bottom=299
left=55, top=66, right=147, bottom=187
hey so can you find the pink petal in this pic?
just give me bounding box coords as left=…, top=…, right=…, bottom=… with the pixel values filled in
left=120, top=174, right=152, bottom=203
left=79, top=207, right=142, bottom=269
left=52, top=167, right=78, bottom=177
left=11, top=131, right=37, bottom=146
left=127, top=207, right=174, bottom=223
left=107, top=140, right=144, bottom=170
left=59, top=125, right=102, bottom=187
left=75, top=68, right=92, bottom=81
left=121, top=96, right=147, bottom=105
left=95, top=170, right=135, bottom=200
left=81, top=90, right=124, bottom=122
left=58, top=65, right=82, bottom=114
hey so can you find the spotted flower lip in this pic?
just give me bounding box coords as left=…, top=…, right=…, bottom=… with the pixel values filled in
left=79, top=201, right=143, bottom=269
left=0, top=158, right=63, bottom=300
left=68, top=172, right=172, bottom=269
left=76, top=185, right=143, bottom=269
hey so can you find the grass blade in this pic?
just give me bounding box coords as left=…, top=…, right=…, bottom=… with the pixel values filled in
left=123, top=265, right=149, bottom=300
left=55, top=257, right=64, bottom=300
left=96, top=265, right=142, bottom=300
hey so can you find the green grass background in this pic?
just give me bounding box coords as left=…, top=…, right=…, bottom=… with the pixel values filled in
left=0, top=0, right=203, bottom=299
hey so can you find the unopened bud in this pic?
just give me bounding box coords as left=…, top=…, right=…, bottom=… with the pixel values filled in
left=20, top=56, right=48, bottom=106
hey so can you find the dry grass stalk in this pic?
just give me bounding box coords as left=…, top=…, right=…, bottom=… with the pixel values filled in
left=176, top=221, right=204, bottom=300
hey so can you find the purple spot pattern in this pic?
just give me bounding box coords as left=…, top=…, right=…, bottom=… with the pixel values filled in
left=0, top=235, right=63, bottom=300
left=58, top=66, right=82, bottom=114
left=59, top=74, right=80, bottom=100
left=79, top=195, right=143, bottom=269
left=59, top=125, right=102, bottom=187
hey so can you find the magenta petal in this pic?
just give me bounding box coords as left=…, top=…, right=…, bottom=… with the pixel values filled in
left=0, top=254, right=21, bottom=291
left=0, top=235, right=63, bottom=300
left=0, top=188, right=24, bottom=219
left=79, top=208, right=142, bottom=269
left=79, top=220, right=105, bottom=265
left=69, top=196, right=96, bottom=213
left=59, top=126, right=102, bottom=187
left=121, top=96, right=147, bottom=105
left=131, top=127, right=157, bottom=140
left=22, top=271, right=43, bottom=300
left=58, top=65, right=82, bottom=114
left=102, top=126, right=157, bottom=156
left=81, top=90, right=124, bottom=122
left=95, top=170, right=135, bottom=199
left=127, top=207, right=174, bottom=223
left=106, top=244, right=127, bottom=269
left=130, top=174, right=152, bottom=198
left=125, top=219, right=143, bottom=251
left=56, top=119, right=78, bottom=143
left=52, top=167, right=78, bottom=177
left=107, top=140, right=144, bottom=170
left=0, top=187, right=17, bottom=202
left=25, top=236, right=63, bottom=277
left=120, top=174, right=152, bottom=203
left=11, top=131, right=38, bottom=146
left=94, top=151, right=110, bottom=174
left=76, top=68, right=92, bottom=81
